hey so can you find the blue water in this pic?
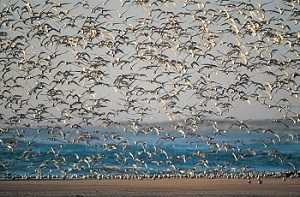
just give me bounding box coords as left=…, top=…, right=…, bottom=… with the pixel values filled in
left=0, top=127, right=299, bottom=179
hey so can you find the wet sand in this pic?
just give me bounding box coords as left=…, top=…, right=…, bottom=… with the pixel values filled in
left=0, top=178, right=299, bottom=197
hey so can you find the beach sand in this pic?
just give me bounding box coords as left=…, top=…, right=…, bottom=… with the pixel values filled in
left=0, top=178, right=299, bottom=197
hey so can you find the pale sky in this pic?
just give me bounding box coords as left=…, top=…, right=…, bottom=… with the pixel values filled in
left=0, top=0, right=299, bottom=127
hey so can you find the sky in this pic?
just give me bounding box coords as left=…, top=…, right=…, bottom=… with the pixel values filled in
left=0, top=0, right=299, bottom=127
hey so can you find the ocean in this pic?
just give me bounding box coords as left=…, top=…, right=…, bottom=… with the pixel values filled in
left=0, top=125, right=299, bottom=180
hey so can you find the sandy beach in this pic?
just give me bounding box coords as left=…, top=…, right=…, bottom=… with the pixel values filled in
left=0, top=178, right=299, bottom=197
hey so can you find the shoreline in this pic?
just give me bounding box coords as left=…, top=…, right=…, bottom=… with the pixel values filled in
left=2, top=170, right=299, bottom=181
left=0, top=178, right=299, bottom=197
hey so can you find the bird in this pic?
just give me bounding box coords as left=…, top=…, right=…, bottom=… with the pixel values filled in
left=0, top=0, right=298, bottom=181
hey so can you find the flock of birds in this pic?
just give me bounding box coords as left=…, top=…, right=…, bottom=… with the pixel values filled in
left=0, top=0, right=299, bottom=181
